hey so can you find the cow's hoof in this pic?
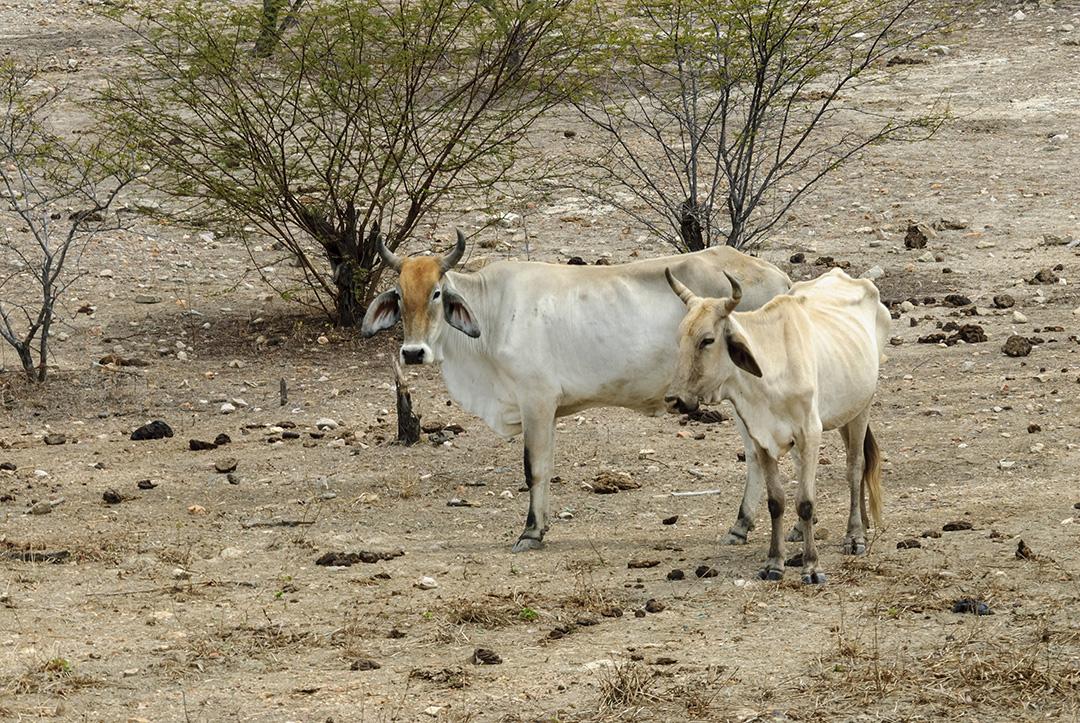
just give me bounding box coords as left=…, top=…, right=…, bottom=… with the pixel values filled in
left=801, top=571, right=827, bottom=585
left=758, top=567, right=784, bottom=581
left=721, top=531, right=749, bottom=546
left=511, top=537, right=543, bottom=553
left=786, top=527, right=804, bottom=543
left=842, top=537, right=866, bottom=556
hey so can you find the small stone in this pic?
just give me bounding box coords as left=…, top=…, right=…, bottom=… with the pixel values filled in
left=214, top=458, right=238, bottom=473
left=1031, top=268, right=1059, bottom=285
left=899, top=300, right=915, bottom=313
left=695, top=565, right=719, bottom=578
left=662, top=515, right=678, bottom=525
left=921, top=529, right=942, bottom=539
left=942, top=520, right=973, bottom=532
left=993, top=294, right=1015, bottom=309
left=220, top=402, right=236, bottom=414
left=862, top=265, right=884, bottom=280
left=43, top=433, right=66, bottom=446
left=667, top=569, right=685, bottom=581
left=317, top=335, right=329, bottom=345
left=1002, top=335, right=1033, bottom=357
left=415, top=576, right=438, bottom=590
left=133, top=294, right=161, bottom=304
left=633, top=609, right=646, bottom=618
left=131, top=421, right=174, bottom=441
left=213, top=433, right=231, bottom=446
left=1028, top=424, right=1041, bottom=433
left=918, top=251, right=935, bottom=263
left=896, top=538, right=921, bottom=549
left=470, top=648, right=502, bottom=665
left=1011, top=9, right=1025, bottom=20
left=952, top=597, right=992, bottom=615
left=943, top=294, right=971, bottom=307
left=644, top=599, right=665, bottom=613
left=315, top=417, right=339, bottom=430
left=350, top=659, right=381, bottom=671
left=0, top=462, right=15, bottom=471
left=28, top=500, right=54, bottom=515
left=563, top=129, right=576, bottom=138
left=226, top=473, right=240, bottom=485
left=187, top=505, right=207, bottom=515
left=102, top=489, right=123, bottom=505
left=789, top=252, right=806, bottom=264
left=628, top=559, right=660, bottom=569
left=136, top=479, right=157, bottom=490
left=1012, top=311, right=1028, bottom=323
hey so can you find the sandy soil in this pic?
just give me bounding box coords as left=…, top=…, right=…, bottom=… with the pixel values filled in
left=2, top=2, right=1079, bottom=722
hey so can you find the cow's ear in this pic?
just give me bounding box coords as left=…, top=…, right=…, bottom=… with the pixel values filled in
left=725, top=331, right=762, bottom=378
left=361, top=289, right=400, bottom=338
left=443, top=288, right=480, bottom=338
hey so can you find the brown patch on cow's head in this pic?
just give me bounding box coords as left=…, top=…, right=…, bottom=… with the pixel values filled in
left=398, top=255, right=444, bottom=343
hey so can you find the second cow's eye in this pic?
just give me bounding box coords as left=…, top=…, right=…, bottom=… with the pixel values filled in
left=432, top=289, right=441, bottom=301
left=699, top=337, right=714, bottom=349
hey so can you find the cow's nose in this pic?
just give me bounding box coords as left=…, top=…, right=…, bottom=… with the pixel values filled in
left=401, top=348, right=425, bottom=365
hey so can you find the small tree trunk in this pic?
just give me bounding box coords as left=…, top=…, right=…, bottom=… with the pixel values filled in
left=332, top=265, right=362, bottom=327
left=392, top=356, right=421, bottom=446
left=255, top=0, right=285, bottom=57
left=15, top=343, right=35, bottom=381
left=678, top=198, right=705, bottom=252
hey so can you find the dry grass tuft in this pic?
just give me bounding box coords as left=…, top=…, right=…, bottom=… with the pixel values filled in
left=1, top=657, right=99, bottom=697
left=597, top=661, right=658, bottom=714
left=595, top=662, right=733, bottom=719
left=443, top=592, right=535, bottom=628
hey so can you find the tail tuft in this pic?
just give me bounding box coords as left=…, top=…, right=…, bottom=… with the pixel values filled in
left=863, top=425, right=883, bottom=527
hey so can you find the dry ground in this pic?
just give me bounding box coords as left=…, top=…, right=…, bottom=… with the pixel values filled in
left=2, top=2, right=1080, bottom=721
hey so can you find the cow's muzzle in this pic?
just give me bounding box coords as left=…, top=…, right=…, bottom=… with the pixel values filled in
left=664, top=395, right=699, bottom=415
left=401, top=344, right=430, bottom=365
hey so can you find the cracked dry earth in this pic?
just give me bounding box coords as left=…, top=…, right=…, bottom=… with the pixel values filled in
left=2, top=2, right=1080, bottom=722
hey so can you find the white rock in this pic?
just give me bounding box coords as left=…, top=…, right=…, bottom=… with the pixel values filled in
left=315, top=417, right=338, bottom=430
left=583, top=659, right=615, bottom=671
left=415, top=576, right=438, bottom=590
left=327, top=438, right=346, bottom=448
left=232, top=398, right=248, bottom=407
left=862, top=265, right=884, bottom=280
left=975, top=241, right=997, bottom=249
left=218, top=547, right=244, bottom=559
left=1012, top=311, right=1028, bottom=323
left=1072, top=306, right=1080, bottom=316
left=99, top=269, right=114, bottom=278
left=998, top=460, right=1016, bottom=469
left=918, top=251, right=935, bottom=263
left=499, top=490, right=514, bottom=499
left=1049, top=133, right=1068, bottom=145
left=423, top=707, right=443, bottom=717
left=176, top=351, right=188, bottom=362
left=220, top=402, right=236, bottom=414
left=1012, top=10, right=1025, bottom=21
left=899, top=301, right=915, bottom=312
left=317, top=335, right=329, bottom=345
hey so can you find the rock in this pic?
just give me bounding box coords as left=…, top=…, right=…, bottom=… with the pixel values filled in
left=415, top=576, right=438, bottom=590
left=917, top=251, right=935, bottom=263
left=98, top=269, right=114, bottom=278
left=942, top=520, right=973, bottom=532
left=567, top=256, right=587, bottom=265
left=131, top=421, right=174, bottom=441
left=471, top=648, right=502, bottom=665
left=226, top=473, right=240, bottom=485
left=1028, top=424, right=1041, bottom=433
left=102, top=489, right=123, bottom=505
left=921, top=529, right=942, bottom=539
left=1049, top=133, right=1068, bottom=145
left=1012, top=311, right=1028, bottom=323
left=934, top=218, right=968, bottom=231
left=662, top=515, right=678, bottom=525
left=628, top=559, right=660, bottom=569
left=695, top=565, right=719, bottom=578
left=789, top=252, right=806, bottom=264
left=350, top=659, right=381, bottom=671
left=133, top=294, right=161, bottom=304
left=1015, top=539, right=1036, bottom=560
left=943, top=294, right=971, bottom=307
left=43, top=433, right=67, bottom=446
left=899, top=300, right=915, bottom=313
left=563, top=129, right=576, bottom=138
left=862, top=265, right=884, bottom=280
left=1031, top=268, right=1059, bottom=285
left=952, top=597, right=992, bottom=615
left=949, top=324, right=986, bottom=344
left=189, top=439, right=216, bottom=451
left=220, top=402, right=236, bottom=414
left=1002, top=335, right=1033, bottom=357
left=213, top=433, right=231, bottom=446
left=214, top=458, right=238, bottom=473
left=136, top=479, right=157, bottom=490
left=187, top=504, right=207, bottom=515
left=28, top=500, right=54, bottom=515
left=1011, top=9, right=1025, bottom=21
left=0, top=462, right=15, bottom=471
left=667, top=569, right=685, bottom=581
left=314, top=417, right=338, bottom=430
left=446, top=497, right=473, bottom=507
left=928, top=45, right=949, bottom=56
left=904, top=223, right=928, bottom=249
left=896, top=538, right=921, bottom=549
left=644, top=599, right=665, bottom=613
left=993, top=294, right=1015, bottom=309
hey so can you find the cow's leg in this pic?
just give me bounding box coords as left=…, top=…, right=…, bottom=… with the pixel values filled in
left=840, top=409, right=871, bottom=555
left=511, top=404, right=556, bottom=553
left=793, top=423, right=826, bottom=584
left=757, top=449, right=785, bottom=581
left=722, top=414, right=760, bottom=545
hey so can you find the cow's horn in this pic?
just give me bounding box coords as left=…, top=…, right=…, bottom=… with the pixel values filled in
left=723, top=272, right=742, bottom=314
left=665, top=268, right=697, bottom=305
left=376, top=230, right=402, bottom=272
left=440, top=229, right=466, bottom=272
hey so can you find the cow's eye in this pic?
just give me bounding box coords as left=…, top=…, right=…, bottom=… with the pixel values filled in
left=432, top=289, right=441, bottom=301
left=699, top=337, right=715, bottom=349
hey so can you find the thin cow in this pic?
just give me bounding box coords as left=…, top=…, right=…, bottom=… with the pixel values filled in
left=664, top=267, right=890, bottom=583
left=362, top=230, right=790, bottom=552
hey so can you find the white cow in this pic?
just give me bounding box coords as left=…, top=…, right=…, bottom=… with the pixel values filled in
left=362, top=231, right=791, bottom=552
left=664, top=267, right=890, bottom=583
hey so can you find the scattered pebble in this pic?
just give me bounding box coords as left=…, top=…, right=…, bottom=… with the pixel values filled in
left=415, top=576, right=438, bottom=590
left=644, top=599, right=665, bottom=613
left=136, top=479, right=157, bottom=490
left=315, top=417, right=339, bottom=430
left=628, top=559, right=660, bottom=569
left=43, top=433, right=67, bottom=446
left=214, top=458, right=238, bottom=474
left=662, top=515, right=678, bottom=525
left=942, top=520, right=973, bottom=532
left=1002, top=335, right=1033, bottom=357
left=896, top=538, right=922, bottom=549
left=952, top=598, right=992, bottom=615
left=187, top=505, right=207, bottom=515
left=220, top=402, right=236, bottom=414
left=904, top=223, right=928, bottom=249
left=102, top=489, right=123, bottom=505
left=1012, top=311, right=1028, bottom=324
left=921, top=529, right=942, bottom=539
left=350, top=659, right=381, bottom=671
left=471, top=648, right=502, bottom=665
left=130, top=421, right=174, bottom=441
left=992, top=294, right=1015, bottom=309
left=667, top=569, right=685, bottom=581
left=695, top=565, right=719, bottom=578
left=189, top=439, right=217, bottom=451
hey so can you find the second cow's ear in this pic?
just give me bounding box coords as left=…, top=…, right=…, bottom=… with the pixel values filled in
left=725, top=330, right=762, bottom=378
left=443, top=288, right=480, bottom=338
left=361, top=289, right=400, bottom=338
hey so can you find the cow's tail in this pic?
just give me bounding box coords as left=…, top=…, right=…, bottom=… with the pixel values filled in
left=863, top=425, right=883, bottom=527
